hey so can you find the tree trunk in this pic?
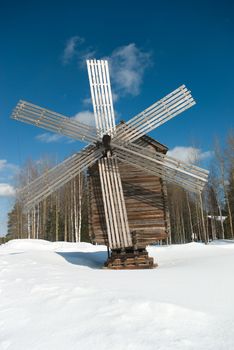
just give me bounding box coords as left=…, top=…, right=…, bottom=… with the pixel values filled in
left=27, top=212, right=31, bottom=239
left=55, top=194, right=59, bottom=241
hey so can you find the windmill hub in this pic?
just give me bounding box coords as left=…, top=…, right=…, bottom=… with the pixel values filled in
left=101, top=134, right=112, bottom=157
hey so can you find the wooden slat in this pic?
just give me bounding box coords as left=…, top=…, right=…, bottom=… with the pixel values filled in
left=97, top=156, right=132, bottom=249
left=87, top=59, right=116, bottom=137
left=114, top=85, right=195, bottom=143
left=12, top=100, right=97, bottom=143
left=20, top=146, right=101, bottom=211
left=115, top=147, right=206, bottom=193
left=98, top=159, right=115, bottom=248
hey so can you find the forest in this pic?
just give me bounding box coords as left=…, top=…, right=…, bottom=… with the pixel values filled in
left=6, top=131, right=234, bottom=245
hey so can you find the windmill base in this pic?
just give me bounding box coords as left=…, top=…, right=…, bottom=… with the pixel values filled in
left=104, top=248, right=157, bottom=270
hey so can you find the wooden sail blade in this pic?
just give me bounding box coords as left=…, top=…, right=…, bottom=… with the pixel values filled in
left=98, top=156, right=132, bottom=249
left=11, top=100, right=98, bottom=143
left=113, top=85, right=195, bottom=144
left=19, top=146, right=101, bottom=212
left=114, top=141, right=208, bottom=192
left=115, top=148, right=205, bottom=193
left=87, top=59, right=116, bottom=137
left=113, top=140, right=208, bottom=183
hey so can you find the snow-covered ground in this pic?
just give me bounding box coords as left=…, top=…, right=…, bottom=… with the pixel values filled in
left=1, top=239, right=234, bottom=350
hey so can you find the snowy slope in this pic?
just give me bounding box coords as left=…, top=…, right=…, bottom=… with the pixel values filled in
left=1, top=239, right=234, bottom=350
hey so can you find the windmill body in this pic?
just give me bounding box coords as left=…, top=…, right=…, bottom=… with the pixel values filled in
left=11, top=59, right=209, bottom=269
left=88, top=136, right=170, bottom=241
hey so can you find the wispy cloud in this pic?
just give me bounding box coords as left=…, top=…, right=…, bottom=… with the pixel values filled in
left=36, top=133, right=64, bottom=143
left=62, top=37, right=152, bottom=98
left=62, top=36, right=84, bottom=64
left=0, top=160, right=7, bottom=171
left=82, top=97, right=92, bottom=106
left=0, top=159, right=19, bottom=184
left=0, top=159, right=18, bottom=173
left=167, top=146, right=213, bottom=163
left=73, top=110, right=95, bottom=126
left=0, top=183, right=15, bottom=197
left=62, top=35, right=96, bottom=67
left=107, top=43, right=152, bottom=96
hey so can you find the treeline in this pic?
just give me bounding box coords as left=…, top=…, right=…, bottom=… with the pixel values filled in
left=167, top=131, right=234, bottom=243
left=7, top=131, right=234, bottom=244
left=7, top=159, right=89, bottom=243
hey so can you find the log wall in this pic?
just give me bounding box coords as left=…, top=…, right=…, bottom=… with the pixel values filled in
left=88, top=139, right=170, bottom=248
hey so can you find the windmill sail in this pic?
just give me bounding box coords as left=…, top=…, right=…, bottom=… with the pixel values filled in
left=115, top=147, right=206, bottom=193
left=87, top=59, right=116, bottom=137
left=12, top=100, right=98, bottom=143
left=19, top=146, right=101, bottom=211
left=87, top=59, right=132, bottom=248
left=113, top=141, right=208, bottom=187
left=98, top=156, right=132, bottom=248
left=113, top=85, right=195, bottom=144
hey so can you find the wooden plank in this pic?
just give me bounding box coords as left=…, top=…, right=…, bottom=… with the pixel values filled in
left=87, top=59, right=116, bottom=137
left=98, top=159, right=115, bottom=248
left=22, top=147, right=101, bottom=211
left=114, top=85, right=195, bottom=142
left=105, top=157, right=122, bottom=248
left=112, top=157, right=132, bottom=247
left=12, top=101, right=97, bottom=143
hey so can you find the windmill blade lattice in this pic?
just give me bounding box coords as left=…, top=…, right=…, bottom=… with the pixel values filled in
left=87, top=59, right=132, bottom=249
left=113, top=85, right=195, bottom=144
left=19, top=146, right=101, bottom=212
left=12, top=100, right=98, bottom=143
left=87, top=59, right=116, bottom=137
left=115, top=148, right=205, bottom=193
left=98, top=156, right=132, bottom=249
left=112, top=141, right=208, bottom=191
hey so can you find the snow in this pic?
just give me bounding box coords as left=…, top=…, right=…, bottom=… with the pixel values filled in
left=1, top=239, right=234, bottom=350
left=207, top=215, right=227, bottom=222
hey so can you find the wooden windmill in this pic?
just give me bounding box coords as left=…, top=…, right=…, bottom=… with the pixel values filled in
left=11, top=59, right=209, bottom=269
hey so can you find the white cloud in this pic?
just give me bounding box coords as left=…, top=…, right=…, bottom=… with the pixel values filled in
left=73, top=110, right=95, bottom=127
left=62, top=35, right=96, bottom=68
left=36, top=133, right=64, bottom=143
left=112, top=92, right=119, bottom=103
left=167, top=146, right=212, bottom=163
left=62, top=38, right=152, bottom=100
left=107, top=43, right=152, bottom=96
left=82, top=97, right=92, bottom=106
left=62, top=36, right=84, bottom=64
left=0, top=159, right=18, bottom=173
left=0, top=160, right=7, bottom=171
left=79, top=49, right=96, bottom=65
left=0, top=183, right=15, bottom=197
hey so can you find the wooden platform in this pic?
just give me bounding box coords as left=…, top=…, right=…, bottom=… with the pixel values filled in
left=104, top=248, right=157, bottom=270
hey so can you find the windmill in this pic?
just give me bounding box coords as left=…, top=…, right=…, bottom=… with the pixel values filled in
left=11, top=59, right=209, bottom=269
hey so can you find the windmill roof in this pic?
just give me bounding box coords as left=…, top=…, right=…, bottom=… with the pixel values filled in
left=139, top=134, right=168, bottom=154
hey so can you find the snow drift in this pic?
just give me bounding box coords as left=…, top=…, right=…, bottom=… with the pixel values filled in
left=1, top=239, right=234, bottom=350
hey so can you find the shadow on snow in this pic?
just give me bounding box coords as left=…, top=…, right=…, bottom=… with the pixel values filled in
left=56, top=250, right=107, bottom=269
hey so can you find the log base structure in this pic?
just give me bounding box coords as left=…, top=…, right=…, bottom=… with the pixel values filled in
left=104, top=248, right=157, bottom=270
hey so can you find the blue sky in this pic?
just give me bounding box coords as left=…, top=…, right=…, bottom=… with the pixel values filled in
left=0, top=0, right=233, bottom=235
